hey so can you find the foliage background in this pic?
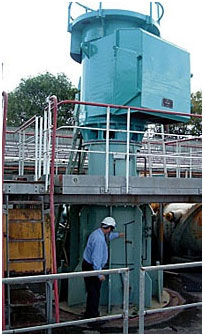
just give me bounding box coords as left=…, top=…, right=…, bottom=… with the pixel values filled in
left=7, top=72, right=202, bottom=136
left=7, top=72, right=78, bottom=127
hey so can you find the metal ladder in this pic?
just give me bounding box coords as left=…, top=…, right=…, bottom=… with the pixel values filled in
left=4, top=195, right=51, bottom=329
left=66, top=129, right=83, bottom=174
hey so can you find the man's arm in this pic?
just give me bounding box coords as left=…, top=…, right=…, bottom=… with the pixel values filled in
left=91, top=239, right=106, bottom=281
left=109, top=231, right=125, bottom=240
left=119, top=232, right=125, bottom=238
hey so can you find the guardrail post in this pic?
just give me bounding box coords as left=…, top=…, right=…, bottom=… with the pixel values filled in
left=47, top=280, right=53, bottom=334
left=35, top=116, right=39, bottom=181
left=123, top=269, right=129, bottom=333
left=126, top=108, right=131, bottom=193
left=105, top=106, right=110, bottom=193
left=138, top=268, right=145, bottom=334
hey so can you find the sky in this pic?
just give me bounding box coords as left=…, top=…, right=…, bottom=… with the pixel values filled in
left=1, top=0, right=203, bottom=93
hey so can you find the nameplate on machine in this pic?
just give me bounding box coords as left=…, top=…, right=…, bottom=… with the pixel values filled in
left=162, top=98, right=173, bottom=109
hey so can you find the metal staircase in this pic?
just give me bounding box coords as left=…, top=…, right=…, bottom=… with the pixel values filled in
left=66, top=102, right=87, bottom=174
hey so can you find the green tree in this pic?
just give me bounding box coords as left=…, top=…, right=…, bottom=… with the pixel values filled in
left=168, top=90, right=202, bottom=136
left=7, top=72, right=78, bottom=126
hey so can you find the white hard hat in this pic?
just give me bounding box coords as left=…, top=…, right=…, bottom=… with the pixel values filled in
left=101, top=217, right=116, bottom=228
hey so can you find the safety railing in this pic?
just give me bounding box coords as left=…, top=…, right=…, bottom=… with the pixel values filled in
left=2, top=267, right=129, bottom=334
left=138, top=261, right=202, bottom=334
left=68, top=2, right=101, bottom=32
left=12, top=105, right=52, bottom=186
left=53, top=100, right=201, bottom=187
left=3, top=98, right=202, bottom=185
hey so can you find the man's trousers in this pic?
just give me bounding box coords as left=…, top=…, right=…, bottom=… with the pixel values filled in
left=82, top=259, right=102, bottom=318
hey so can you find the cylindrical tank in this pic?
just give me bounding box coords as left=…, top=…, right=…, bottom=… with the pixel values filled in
left=163, top=203, right=202, bottom=259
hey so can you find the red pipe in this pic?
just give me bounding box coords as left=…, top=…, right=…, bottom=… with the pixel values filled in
left=49, top=96, right=60, bottom=323
left=58, top=99, right=202, bottom=119
left=2, top=91, right=8, bottom=330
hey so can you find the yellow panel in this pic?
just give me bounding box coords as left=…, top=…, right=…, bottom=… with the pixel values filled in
left=3, top=209, right=52, bottom=274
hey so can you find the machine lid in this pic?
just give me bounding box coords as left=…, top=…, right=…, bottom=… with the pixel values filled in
left=69, top=9, right=160, bottom=63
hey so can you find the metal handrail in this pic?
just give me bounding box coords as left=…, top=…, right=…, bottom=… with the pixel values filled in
left=43, top=98, right=202, bottom=188
left=54, top=125, right=201, bottom=177
left=49, top=96, right=60, bottom=323
left=3, top=98, right=202, bottom=180
left=58, top=99, right=202, bottom=119
left=138, top=261, right=202, bottom=334
left=2, top=91, right=8, bottom=331
left=2, top=267, right=129, bottom=334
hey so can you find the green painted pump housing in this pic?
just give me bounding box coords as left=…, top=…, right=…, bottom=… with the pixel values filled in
left=66, top=3, right=191, bottom=310
left=69, top=4, right=191, bottom=143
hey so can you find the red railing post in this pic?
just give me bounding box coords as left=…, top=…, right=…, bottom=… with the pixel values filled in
left=49, top=96, right=60, bottom=323
left=2, top=91, right=8, bottom=330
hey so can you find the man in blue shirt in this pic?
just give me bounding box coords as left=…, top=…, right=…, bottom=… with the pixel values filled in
left=82, top=216, right=124, bottom=320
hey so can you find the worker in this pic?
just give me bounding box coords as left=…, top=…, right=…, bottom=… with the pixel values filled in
left=82, top=216, right=125, bottom=320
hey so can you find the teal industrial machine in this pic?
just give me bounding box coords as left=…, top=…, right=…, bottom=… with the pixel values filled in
left=66, top=2, right=191, bottom=310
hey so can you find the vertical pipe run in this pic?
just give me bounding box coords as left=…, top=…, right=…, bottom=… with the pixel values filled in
left=105, top=106, right=110, bottom=193
left=123, top=270, right=129, bottom=334
left=126, top=108, right=131, bottom=193
left=138, top=268, right=145, bottom=334
left=49, top=96, right=60, bottom=323
left=2, top=91, right=8, bottom=331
